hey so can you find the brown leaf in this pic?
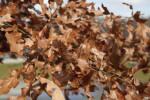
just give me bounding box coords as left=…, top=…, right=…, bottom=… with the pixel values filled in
left=115, top=89, right=125, bottom=100
left=39, top=77, right=65, bottom=100
left=77, top=59, right=89, bottom=71
left=0, top=2, right=18, bottom=15
left=49, top=27, right=57, bottom=44
left=5, top=26, right=24, bottom=57
left=133, top=78, right=140, bottom=86
left=0, top=14, right=14, bottom=25
left=110, top=39, right=134, bottom=68
left=38, top=24, right=48, bottom=38
left=52, top=40, right=67, bottom=56
left=84, top=85, right=94, bottom=99
left=32, top=0, right=39, bottom=3
left=133, top=11, right=147, bottom=23
left=51, top=68, right=77, bottom=86
left=21, top=85, right=31, bottom=96
left=144, top=87, right=150, bottom=96
left=135, top=22, right=150, bottom=43
left=49, top=1, right=55, bottom=9
left=90, top=47, right=105, bottom=60
left=0, top=69, right=21, bottom=95
left=39, top=0, right=47, bottom=15
left=100, top=93, right=106, bottom=100
left=90, top=5, right=103, bottom=16
left=45, top=48, right=55, bottom=62
left=37, top=38, right=50, bottom=49
left=23, top=83, right=44, bottom=100
left=102, top=4, right=110, bottom=15
left=125, top=87, right=142, bottom=100
left=25, top=38, right=34, bottom=47
left=34, top=59, right=45, bottom=68
left=21, top=64, right=36, bottom=84
left=125, top=93, right=142, bottom=100
left=109, top=90, right=118, bottom=99
left=55, top=0, right=63, bottom=6
left=80, top=1, right=94, bottom=8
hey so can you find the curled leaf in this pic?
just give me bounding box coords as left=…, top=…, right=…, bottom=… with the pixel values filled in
left=0, top=69, right=21, bottom=95
left=39, top=77, right=65, bottom=100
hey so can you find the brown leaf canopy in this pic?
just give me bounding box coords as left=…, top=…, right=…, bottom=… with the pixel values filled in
left=0, top=0, right=150, bottom=100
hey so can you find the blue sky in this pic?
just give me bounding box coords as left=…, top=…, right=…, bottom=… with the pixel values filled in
left=40, top=0, right=150, bottom=17
left=87, top=0, right=150, bottom=17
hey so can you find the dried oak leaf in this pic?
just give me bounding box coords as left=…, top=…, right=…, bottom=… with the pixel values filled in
left=30, top=83, right=44, bottom=100
left=51, top=69, right=76, bottom=87
left=21, top=71, right=35, bottom=84
left=5, top=26, right=24, bottom=57
left=49, top=1, right=55, bottom=9
left=133, top=78, right=140, bottom=86
left=24, top=38, right=34, bottom=47
left=38, top=24, right=48, bottom=38
left=20, top=83, right=43, bottom=100
left=59, top=6, right=67, bottom=15
left=108, top=89, right=126, bottom=100
left=77, top=59, right=89, bottom=71
left=39, top=0, right=47, bottom=15
left=102, top=4, right=110, bottom=15
left=85, top=85, right=94, bottom=99
left=32, top=0, right=39, bottom=3
left=0, top=69, right=21, bottom=95
left=52, top=40, right=67, bottom=56
left=0, top=2, right=18, bottom=15
left=109, top=90, right=118, bottom=99
left=49, top=27, right=56, bottom=44
left=33, top=59, right=45, bottom=68
left=100, top=93, right=106, bottom=100
left=0, top=14, right=14, bottom=25
left=115, top=89, right=126, bottom=100
left=125, top=87, right=142, bottom=100
left=37, top=38, right=50, bottom=49
left=135, top=22, right=150, bottom=43
left=90, top=5, right=103, bottom=16
left=21, top=85, right=31, bottom=97
left=21, top=64, right=36, bottom=84
left=125, top=93, right=142, bottom=100
left=110, top=39, right=134, bottom=68
left=68, top=69, right=95, bottom=88
left=39, top=77, right=65, bottom=100
left=90, top=47, right=105, bottom=60
left=55, top=0, right=63, bottom=6
left=45, top=48, right=55, bottom=62
left=80, top=1, right=94, bottom=8
left=133, top=11, right=147, bottom=23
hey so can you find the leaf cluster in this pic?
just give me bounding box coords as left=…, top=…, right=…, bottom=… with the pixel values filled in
left=0, top=0, right=150, bottom=100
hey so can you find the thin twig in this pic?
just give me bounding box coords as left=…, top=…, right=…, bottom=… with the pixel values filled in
left=1, top=15, right=130, bottom=37
left=89, top=65, right=135, bottom=89
left=3, top=22, right=30, bottom=36
left=98, top=23, right=106, bottom=33
left=66, top=52, right=135, bottom=89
